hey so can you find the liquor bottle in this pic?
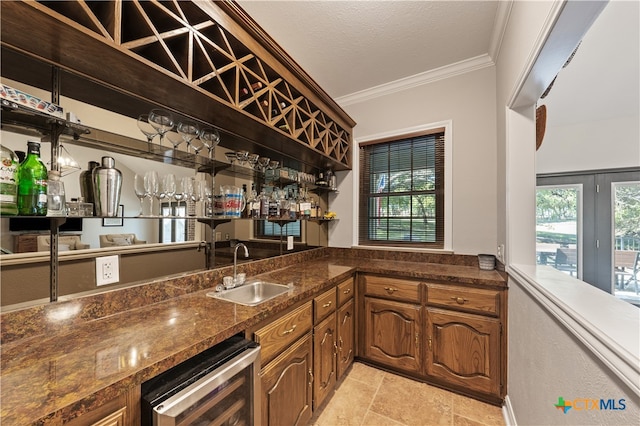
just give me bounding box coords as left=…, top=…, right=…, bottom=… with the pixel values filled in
left=310, top=195, right=317, bottom=219
left=315, top=172, right=327, bottom=187
left=259, top=187, right=270, bottom=219
left=0, top=143, right=19, bottom=215
left=46, top=170, right=66, bottom=216
left=17, top=141, right=48, bottom=216
left=241, top=184, right=249, bottom=218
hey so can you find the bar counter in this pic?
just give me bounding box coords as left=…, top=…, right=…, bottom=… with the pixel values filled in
left=0, top=247, right=506, bottom=424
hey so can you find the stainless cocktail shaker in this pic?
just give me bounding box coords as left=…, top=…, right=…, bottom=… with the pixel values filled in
left=92, top=156, right=122, bottom=217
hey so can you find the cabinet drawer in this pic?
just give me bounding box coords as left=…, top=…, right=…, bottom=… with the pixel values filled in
left=363, top=275, right=420, bottom=302
left=427, top=284, right=500, bottom=316
left=337, top=277, right=354, bottom=306
left=255, top=302, right=313, bottom=364
left=314, top=288, right=337, bottom=324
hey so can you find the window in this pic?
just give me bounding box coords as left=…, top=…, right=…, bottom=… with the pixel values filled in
left=359, top=129, right=444, bottom=247
left=255, top=220, right=301, bottom=241
left=160, top=204, right=188, bottom=243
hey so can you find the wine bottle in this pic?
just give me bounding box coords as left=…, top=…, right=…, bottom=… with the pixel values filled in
left=0, top=143, right=19, bottom=215
left=17, top=141, right=48, bottom=216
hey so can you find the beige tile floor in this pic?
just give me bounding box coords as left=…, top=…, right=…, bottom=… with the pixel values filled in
left=311, top=362, right=505, bottom=426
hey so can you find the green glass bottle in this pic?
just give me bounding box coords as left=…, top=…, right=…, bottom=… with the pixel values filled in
left=17, top=141, right=48, bottom=216
left=0, top=143, right=19, bottom=216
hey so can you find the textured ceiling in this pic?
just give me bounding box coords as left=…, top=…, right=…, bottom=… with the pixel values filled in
left=237, top=0, right=499, bottom=99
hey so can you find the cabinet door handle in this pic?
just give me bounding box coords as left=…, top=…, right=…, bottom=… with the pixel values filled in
left=339, top=336, right=344, bottom=351
left=343, top=288, right=352, bottom=295
left=282, top=324, right=297, bottom=335
left=451, top=296, right=469, bottom=305
left=428, top=336, right=432, bottom=350
left=308, top=369, right=314, bottom=386
left=384, top=286, right=397, bottom=294
left=322, top=301, right=332, bottom=308
left=334, top=342, right=338, bottom=356
left=415, top=332, right=419, bottom=347
left=341, top=312, right=351, bottom=325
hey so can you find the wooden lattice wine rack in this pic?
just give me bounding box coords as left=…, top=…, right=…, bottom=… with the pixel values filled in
left=1, top=0, right=354, bottom=170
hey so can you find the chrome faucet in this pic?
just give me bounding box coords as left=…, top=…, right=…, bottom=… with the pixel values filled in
left=233, top=243, right=249, bottom=283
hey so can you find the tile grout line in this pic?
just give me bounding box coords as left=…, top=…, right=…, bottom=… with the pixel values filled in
left=360, top=372, right=385, bottom=426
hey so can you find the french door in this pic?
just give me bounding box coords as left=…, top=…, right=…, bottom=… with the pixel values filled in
left=536, top=169, right=640, bottom=305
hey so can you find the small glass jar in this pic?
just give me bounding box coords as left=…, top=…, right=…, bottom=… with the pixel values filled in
left=46, top=170, right=66, bottom=216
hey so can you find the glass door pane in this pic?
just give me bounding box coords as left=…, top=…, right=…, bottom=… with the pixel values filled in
left=536, top=185, right=582, bottom=279
left=613, top=181, right=640, bottom=304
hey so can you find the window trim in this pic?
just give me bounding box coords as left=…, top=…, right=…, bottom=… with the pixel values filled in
left=355, top=120, right=453, bottom=251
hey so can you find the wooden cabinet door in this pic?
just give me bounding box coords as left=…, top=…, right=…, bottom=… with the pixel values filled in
left=261, top=333, right=313, bottom=426
left=313, top=312, right=337, bottom=410
left=426, top=308, right=501, bottom=396
left=363, top=297, right=422, bottom=374
left=336, top=298, right=355, bottom=380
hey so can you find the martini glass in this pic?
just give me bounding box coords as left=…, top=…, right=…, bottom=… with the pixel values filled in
left=177, top=121, right=200, bottom=153
left=148, top=109, right=174, bottom=147
left=137, top=114, right=158, bottom=145
left=200, top=128, right=220, bottom=159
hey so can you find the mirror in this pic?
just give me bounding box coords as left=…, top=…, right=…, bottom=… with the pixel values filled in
left=0, top=54, right=324, bottom=310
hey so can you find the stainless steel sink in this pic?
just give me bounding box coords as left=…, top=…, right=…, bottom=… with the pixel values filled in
left=207, top=281, right=290, bottom=306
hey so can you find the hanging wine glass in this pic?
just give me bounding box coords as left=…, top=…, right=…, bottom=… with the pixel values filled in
left=144, top=171, right=159, bottom=216
left=177, top=121, right=200, bottom=153
left=163, top=174, right=176, bottom=216
left=134, top=174, right=147, bottom=216
left=148, top=109, right=174, bottom=147
left=137, top=114, right=158, bottom=145
left=200, top=128, right=220, bottom=159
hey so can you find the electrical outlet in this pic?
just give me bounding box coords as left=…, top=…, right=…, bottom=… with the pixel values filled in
left=225, top=233, right=230, bottom=241
left=497, top=244, right=505, bottom=263
left=96, top=255, right=119, bottom=286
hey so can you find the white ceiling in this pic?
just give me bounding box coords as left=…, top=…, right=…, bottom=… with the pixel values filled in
left=237, top=0, right=502, bottom=99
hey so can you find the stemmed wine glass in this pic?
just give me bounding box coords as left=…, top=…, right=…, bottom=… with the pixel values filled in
left=182, top=176, right=194, bottom=216
left=177, top=121, right=200, bottom=153
left=191, top=179, right=205, bottom=217
left=257, top=156, right=270, bottom=173
left=134, top=174, right=147, bottom=216
left=162, top=174, right=176, bottom=216
left=199, top=128, right=220, bottom=159
left=174, top=178, right=185, bottom=214
left=148, top=109, right=174, bottom=147
left=144, top=171, right=159, bottom=216
left=165, top=130, right=183, bottom=151
left=137, top=114, right=158, bottom=145
left=190, top=138, right=205, bottom=156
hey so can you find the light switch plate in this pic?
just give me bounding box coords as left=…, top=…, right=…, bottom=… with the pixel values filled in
left=287, top=236, right=294, bottom=250
left=96, top=255, right=119, bottom=286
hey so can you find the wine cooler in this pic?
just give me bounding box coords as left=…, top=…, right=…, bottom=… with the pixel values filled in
left=141, top=335, right=261, bottom=426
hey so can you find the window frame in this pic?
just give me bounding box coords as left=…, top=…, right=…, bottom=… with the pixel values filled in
left=358, top=125, right=447, bottom=249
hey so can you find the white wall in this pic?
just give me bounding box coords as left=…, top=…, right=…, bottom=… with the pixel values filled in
left=537, top=114, right=640, bottom=173
left=332, top=66, right=497, bottom=255
left=497, top=1, right=639, bottom=425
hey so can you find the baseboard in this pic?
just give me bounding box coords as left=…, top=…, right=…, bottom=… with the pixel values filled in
left=502, top=395, right=517, bottom=426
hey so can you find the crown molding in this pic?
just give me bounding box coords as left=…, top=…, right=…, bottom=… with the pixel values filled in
left=488, top=0, right=514, bottom=62
left=336, top=54, right=495, bottom=107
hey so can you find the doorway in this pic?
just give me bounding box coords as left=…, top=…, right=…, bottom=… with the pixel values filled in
left=536, top=168, right=640, bottom=305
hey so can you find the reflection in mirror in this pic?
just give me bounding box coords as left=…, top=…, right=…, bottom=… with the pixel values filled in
left=0, top=72, right=322, bottom=310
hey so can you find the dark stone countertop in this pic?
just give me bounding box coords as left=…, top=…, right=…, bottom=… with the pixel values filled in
left=0, top=249, right=506, bottom=424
